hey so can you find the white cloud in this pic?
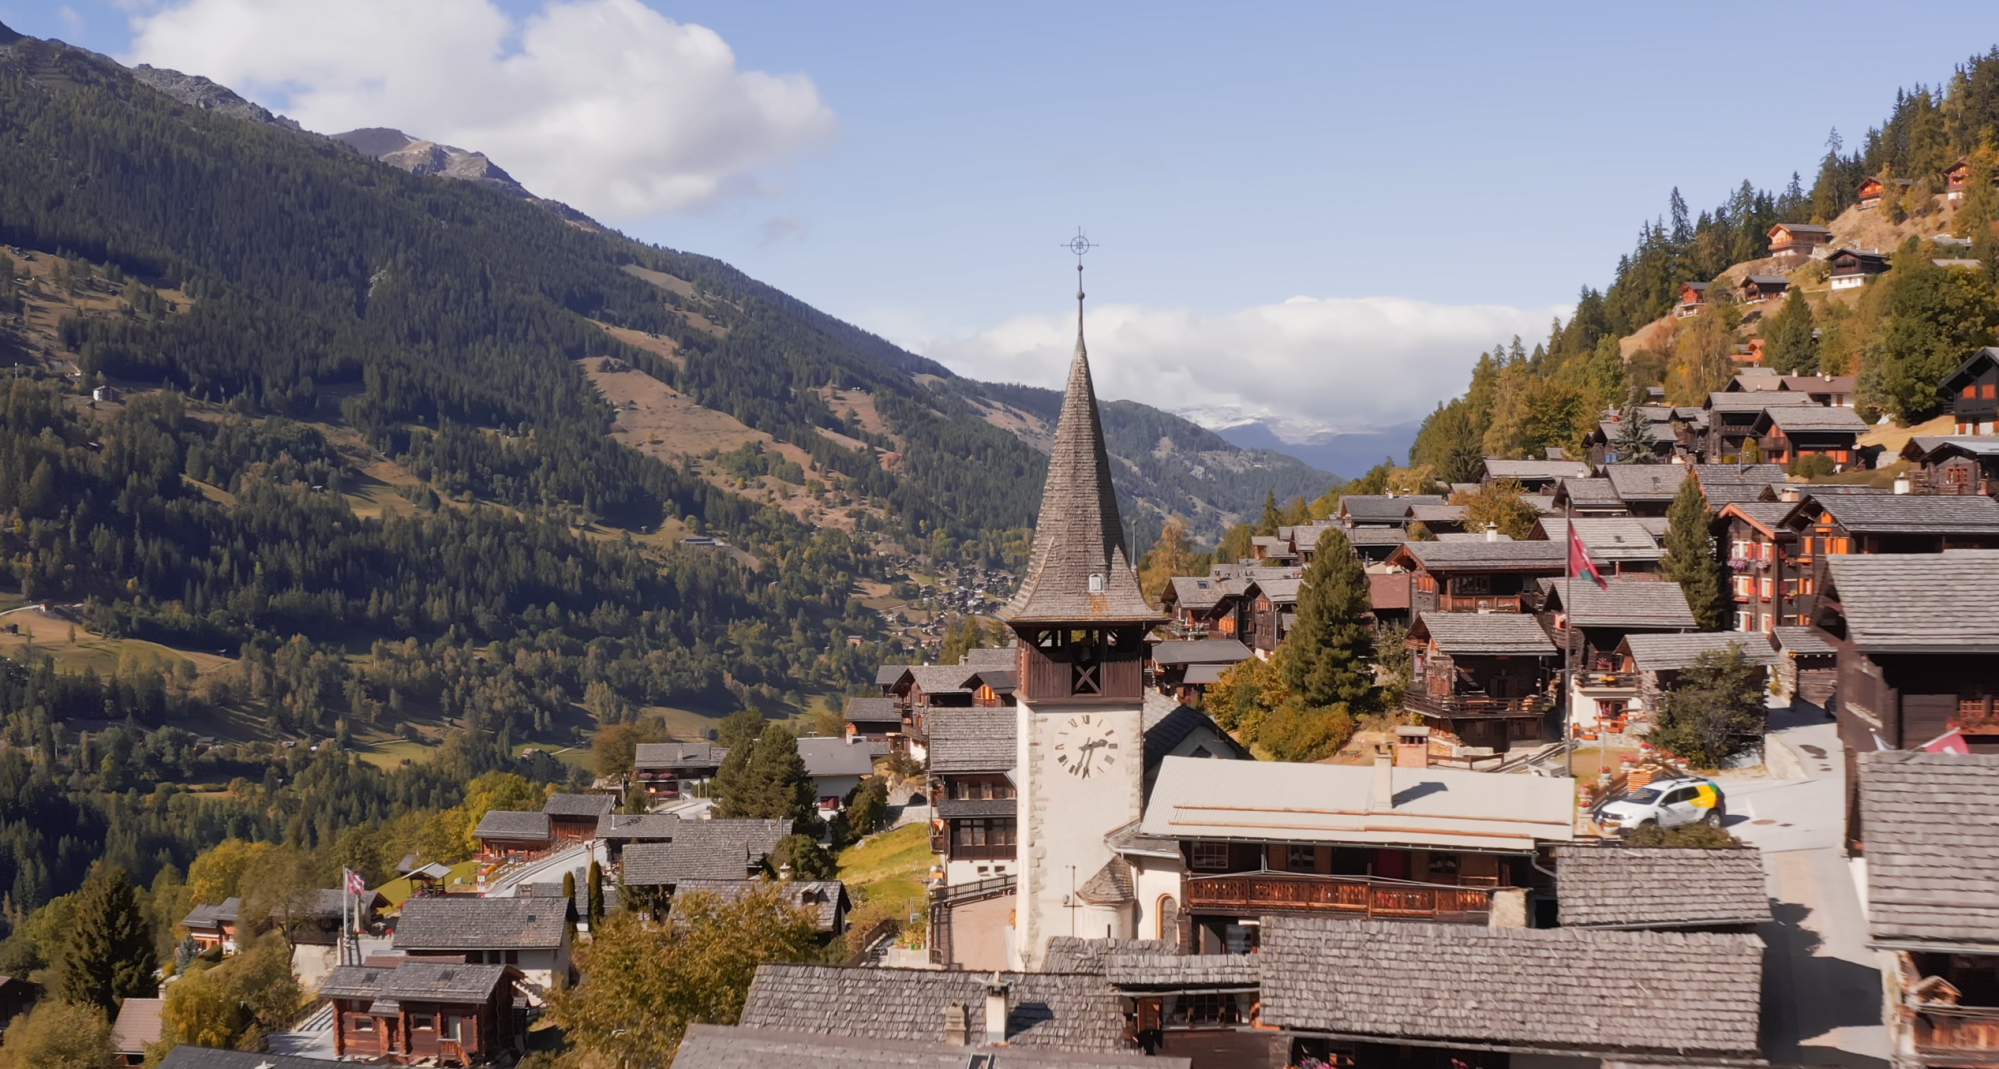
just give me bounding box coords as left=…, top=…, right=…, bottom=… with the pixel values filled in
left=125, top=0, right=835, bottom=219
left=913, top=295, right=1568, bottom=436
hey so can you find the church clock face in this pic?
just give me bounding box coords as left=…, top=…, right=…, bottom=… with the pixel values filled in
left=1053, top=714, right=1119, bottom=779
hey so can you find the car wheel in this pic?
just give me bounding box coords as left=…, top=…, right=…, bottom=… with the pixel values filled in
left=1702, top=808, right=1723, bottom=827
left=1639, top=818, right=1658, bottom=829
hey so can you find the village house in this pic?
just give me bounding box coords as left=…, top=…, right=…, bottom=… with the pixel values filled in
left=1705, top=391, right=1816, bottom=461
left=1366, top=570, right=1414, bottom=630
left=1386, top=538, right=1566, bottom=616
left=1677, top=279, right=1709, bottom=317
left=179, top=889, right=377, bottom=954
left=1944, top=348, right=1999, bottom=435
left=1828, top=246, right=1892, bottom=289
left=1600, top=463, right=1689, bottom=517
left=1695, top=463, right=1789, bottom=511
left=1775, top=625, right=1840, bottom=706
left=391, top=895, right=572, bottom=998
left=1159, top=575, right=1250, bottom=638
left=1740, top=273, right=1790, bottom=303
left=593, top=811, right=678, bottom=864
left=1248, top=534, right=1299, bottom=566
left=1553, top=476, right=1630, bottom=516
left=1248, top=575, right=1300, bottom=656
left=0, top=976, right=37, bottom=1037
left=842, top=695, right=907, bottom=748
left=1944, top=157, right=1994, bottom=201
left=795, top=736, right=876, bottom=813
left=1718, top=500, right=1810, bottom=633
left=741, top=965, right=1132, bottom=1054
left=181, top=898, right=243, bottom=954
left=1480, top=457, right=1591, bottom=494
left=1779, top=373, right=1857, bottom=407
left=1535, top=516, right=1664, bottom=577
left=1552, top=844, right=1771, bottom=932
left=472, top=810, right=551, bottom=864
left=962, top=664, right=1018, bottom=708
left=674, top=1023, right=1187, bottom=1069
left=1615, top=632, right=1782, bottom=734
left=1147, top=637, right=1252, bottom=702
left=620, top=818, right=793, bottom=897
left=1858, top=175, right=1914, bottom=209
left=632, top=741, right=726, bottom=800
left=1342, top=526, right=1410, bottom=563
left=1855, top=751, right=1999, bottom=1069
left=110, top=996, right=162, bottom=1066
left=1403, top=611, right=1558, bottom=757
left=320, top=959, right=520, bottom=1066
left=1583, top=413, right=1677, bottom=465
left=1780, top=494, right=1999, bottom=614
left=1752, top=404, right=1871, bottom=470
left=541, top=793, right=613, bottom=846
left=1539, top=578, right=1697, bottom=729
left=1338, top=494, right=1446, bottom=529
left=1769, top=221, right=1834, bottom=260
left=1814, top=551, right=1999, bottom=766
left=926, top=705, right=1019, bottom=888
left=1902, top=435, right=1999, bottom=496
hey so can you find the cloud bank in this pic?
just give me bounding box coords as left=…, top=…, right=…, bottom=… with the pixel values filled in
left=126, top=0, right=835, bottom=220
left=915, top=295, right=1568, bottom=438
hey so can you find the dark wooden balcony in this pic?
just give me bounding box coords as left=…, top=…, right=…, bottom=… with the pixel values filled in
left=1912, top=1004, right=1999, bottom=1065
left=1435, top=595, right=1523, bottom=613
left=1184, top=872, right=1492, bottom=923
left=1405, top=693, right=1548, bottom=719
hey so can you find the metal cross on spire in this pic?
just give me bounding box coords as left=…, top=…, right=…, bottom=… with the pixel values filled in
left=1062, top=227, right=1096, bottom=299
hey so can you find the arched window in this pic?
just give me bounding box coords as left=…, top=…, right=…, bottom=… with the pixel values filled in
left=1156, top=895, right=1179, bottom=942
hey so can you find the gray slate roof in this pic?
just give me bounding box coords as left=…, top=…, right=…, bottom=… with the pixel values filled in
left=1002, top=321, right=1159, bottom=625
left=844, top=696, right=902, bottom=725
left=1344, top=526, right=1411, bottom=546
left=1413, top=611, right=1556, bottom=656
left=670, top=879, right=847, bottom=931
left=1825, top=551, right=1999, bottom=652
left=1773, top=626, right=1836, bottom=657
left=634, top=741, right=726, bottom=769
left=1167, top=575, right=1227, bottom=610
left=1544, top=578, right=1696, bottom=629
left=158, top=1049, right=331, bottom=1069
left=1603, top=464, right=1688, bottom=502
left=1808, top=493, right=1999, bottom=535
left=1759, top=406, right=1870, bottom=433
left=1074, top=858, right=1133, bottom=905
left=1040, top=937, right=1174, bottom=973
left=319, top=960, right=512, bottom=1003
left=794, top=736, right=876, bottom=779
left=1141, top=691, right=1246, bottom=766
left=1148, top=638, right=1252, bottom=665
left=621, top=819, right=793, bottom=884
left=926, top=707, right=1016, bottom=773
left=964, top=647, right=1019, bottom=667
left=393, top=895, right=568, bottom=951
left=1102, top=952, right=1258, bottom=990
left=1483, top=458, right=1591, bottom=481
left=1257, top=917, right=1763, bottom=1057
left=739, top=964, right=1127, bottom=1049
left=1559, top=477, right=1626, bottom=509
left=674, top=1025, right=1187, bottom=1069
left=543, top=793, right=615, bottom=818
left=1549, top=517, right=1664, bottom=560
left=182, top=897, right=240, bottom=929
left=1555, top=846, right=1771, bottom=929
left=1721, top=500, right=1796, bottom=531
left=1396, top=539, right=1566, bottom=571
left=904, top=665, right=976, bottom=696
left=473, top=809, right=550, bottom=841
left=875, top=665, right=911, bottom=687
left=1706, top=391, right=1814, bottom=413
left=1858, top=751, right=1999, bottom=948
left=1619, top=632, right=1780, bottom=673
left=1696, top=463, right=1789, bottom=486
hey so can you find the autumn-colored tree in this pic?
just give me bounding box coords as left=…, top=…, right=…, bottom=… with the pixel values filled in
left=1139, top=518, right=1197, bottom=606
left=1666, top=312, right=1735, bottom=406
left=0, top=998, right=114, bottom=1069
left=1215, top=523, right=1254, bottom=565
left=1450, top=479, right=1541, bottom=541
left=186, top=839, right=276, bottom=906
left=457, top=771, right=547, bottom=855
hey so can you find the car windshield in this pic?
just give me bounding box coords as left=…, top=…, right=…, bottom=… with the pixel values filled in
left=1619, top=787, right=1662, bottom=805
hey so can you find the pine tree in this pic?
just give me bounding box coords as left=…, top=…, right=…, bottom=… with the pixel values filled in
left=586, top=860, right=604, bottom=930
left=715, top=724, right=813, bottom=822
left=1279, top=530, right=1376, bottom=709
left=55, top=865, right=156, bottom=1012
left=1661, top=477, right=1726, bottom=631
left=1761, top=289, right=1817, bottom=375
left=1256, top=491, right=1281, bottom=536
left=1611, top=390, right=1657, bottom=464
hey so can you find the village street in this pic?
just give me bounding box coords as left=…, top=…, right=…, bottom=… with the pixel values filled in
left=1724, top=702, right=1891, bottom=1069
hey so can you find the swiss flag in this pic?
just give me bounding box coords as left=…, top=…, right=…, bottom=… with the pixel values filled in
left=1568, top=527, right=1607, bottom=589
left=1922, top=729, right=1971, bottom=755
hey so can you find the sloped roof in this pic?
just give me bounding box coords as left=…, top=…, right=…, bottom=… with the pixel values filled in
left=1543, top=578, right=1696, bottom=630
left=1257, top=917, right=1763, bottom=1058
left=1074, top=858, right=1133, bottom=905
left=1706, top=391, right=1815, bottom=413
left=158, top=1050, right=330, bottom=1069
left=844, top=696, right=902, bottom=725
left=1367, top=572, right=1411, bottom=611
left=1343, top=526, right=1410, bottom=546
left=1409, top=504, right=1467, bottom=524
left=1182, top=663, right=1229, bottom=685
left=1827, top=550, right=1999, bottom=652
left=1103, top=952, right=1258, bottom=990
left=634, top=741, right=726, bottom=769
left=1719, top=500, right=1796, bottom=534
left=1758, top=406, right=1870, bottom=433
left=1341, top=495, right=1443, bottom=523
left=111, top=997, right=165, bottom=1054
left=1557, top=478, right=1625, bottom=510
left=621, top=819, right=793, bottom=884
left=1554, top=846, right=1771, bottom=929
left=1779, top=375, right=1856, bottom=394
left=1603, top=464, right=1688, bottom=502
left=673, top=1025, right=1188, bottom=1069
left=1858, top=751, right=1999, bottom=948
left=182, top=897, right=240, bottom=929
left=1040, top=937, right=1174, bottom=973
left=1704, top=483, right=1779, bottom=507
left=319, top=960, right=513, bottom=1003
left=1002, top=305, right=1159, bottom=625
left=1412, top=611, right=1556, bottom=656
left=794, top=736, right=876, bottom=779
left=1395, top=539, right=1566, bottom=572
left=473, top=810, right=550, bottom=841
left=1696, top=463, right=1789, bottom=486
left=905, top=665, right=976, bottom=695
left=1148, top=638, right=1252, bottom=665
left=1618, top=632, right=1780, bottom=673
left=875, top=665, right=912, bottom=687
left=669, top=879, right=848, bottom=932
left=1141, top=691, right=1248, bottom=766
left=543, top=793, right=615, bottom=818
left=1482, top=458, right=1591, bottom=481
left=1942, top=347, right=1999, bottom=393
left=393, top=896, right=567, bottom=951
left=739, top=965, right=1127, bottom=1050
left=596, top=812, right=680, bottom=840
left=1773, top=626, right=1836, bottom=657
left=1808, top=492, right=1999, bottom=535
left=1545, top=517, right=1663, bottom=561
left=926, top=706, right=1016, bottom=772
left=1167, top=575, right=1227, bottom=610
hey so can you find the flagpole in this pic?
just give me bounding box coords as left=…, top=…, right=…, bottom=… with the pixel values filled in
left=1562, top=493, right=1575, bottom=780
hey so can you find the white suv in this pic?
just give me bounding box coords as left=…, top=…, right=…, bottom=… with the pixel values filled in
left=1593, top=777, right=1726, bottom=833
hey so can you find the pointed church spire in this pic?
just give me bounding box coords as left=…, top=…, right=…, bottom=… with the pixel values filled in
left=1002, top=260, right=1161, bottom=625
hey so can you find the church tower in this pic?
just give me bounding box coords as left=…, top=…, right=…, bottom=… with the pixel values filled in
left=1003, top=261, right=1164, bottom=970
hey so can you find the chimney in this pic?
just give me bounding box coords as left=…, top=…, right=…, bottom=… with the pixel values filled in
left=1484, top=523, right=1499, bottom=542
left=984, top=973, right=1010, bottom=1046
left=944, top=1002, right=969, bottom=1047
left=1395, top=726, right=1430, bottom=769
left=1371, top=746, right=1395, bottom=810
left=1893, top=475, right=1912, bottom=495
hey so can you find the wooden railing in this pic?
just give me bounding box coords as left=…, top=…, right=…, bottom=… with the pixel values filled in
left=1912, top=1004, right=1999, bottom=1062
left=1405, top=693, right=1547, bottom=718
left=1436, top=595, right=1523, bottom=613
left=1184, top=872, right=1492, bottom=923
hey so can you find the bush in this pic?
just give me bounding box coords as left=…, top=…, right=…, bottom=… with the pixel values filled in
left=1791, top=454, right=1838, bottom=479
left=1623, top=823, right=1741, bottom=848
left=1649, top=645, right=1766, bottom=768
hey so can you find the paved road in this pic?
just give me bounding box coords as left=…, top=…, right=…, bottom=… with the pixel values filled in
left=1725, top=702, right=1890, bottom=1069
left=487, top=841, right=606, bottom=897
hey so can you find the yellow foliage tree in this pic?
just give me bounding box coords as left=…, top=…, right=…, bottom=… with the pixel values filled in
left=0, top=999, right=114, bottom=1069
left=458, top=772, right=548, bottom=856
left=185, top=839, right=276, bottom=906
left=1139, top=517, right=1196, bottom=606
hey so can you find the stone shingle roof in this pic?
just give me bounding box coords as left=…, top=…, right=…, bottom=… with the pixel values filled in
left=1039, top=937, right=1174, bottom=973
left=1705, top=483, right=1779, bottom=507
left=543, top=793, right=615, bottom=818
left=182, top=897, right=240, bottom=929
left=1559, top=477, right=1625, bottom=509
left=1102, top=952, right=1258, bottom=989
left=1141, top=691, right=1246, bottom=766
left=1396, top=539, right=1566, bottom=571
left=1603, top=464, right=1688, bottom=502
left=319, top=960, right=512, bottom=1003
left=158, top=1049, right=331, bottom=1069
left=596, top=812, right=679, bottom=840
left=844, top=696, right=902, bottom=725
left=1002, top=312, right=1159, bottom=625
left=964, top=647, right=1019, bottom=667
left=1344, top=527, right=1411, bottom=546
left=1341, top=495, right=1443, bottom=523
left=1773, top=626, right=1836, bottom=657
left=1148, top=638, right=1252, bottom=665
left=1706, top=391, right=1815, bottom=413
left=1543, top=578, right=1696, bottom=629
left=1858, top=751, right=1999, bottom=948
left=1759, top=406, right=1870, bottom=433
left=392, top=896, right=568, bottom=951
left=1825, top=551, right=1999, bottom=652
left=673, top=1025, right=1188, bottom=1069
left=1482, top=458, right=1591, bottom=481
left=1696, top=463, right=1789, bottom=486
left=473, top=809, right=550, bottom=841
left=1619, top=632, right=1780, bottom=673
left=904, top=665, right=976, bottom=696
left=1167, top=575, right=1227, bottom=610
left=1412, top=611, right=1556, bottom=656
left=1721, top=500, right=1796, bottom=532
left=926, top=707, right=1016, bottom=773
left=739, top=964, right=1127, bottom=1049
left=1257, top=917, right=1763, bottom=1058
left=634, top=741, right=726, bottom=769
left=875, top=665, right=911, bottom=687
left=1554, top=846, right=1771, bottom=929
left=620, top=819, right=792, bottom=884
left=1546, top=518, right=1663, bottom=561
left=1808, top=493, right=1999, bottom=535
left=794, top=736, right=876, bottom=779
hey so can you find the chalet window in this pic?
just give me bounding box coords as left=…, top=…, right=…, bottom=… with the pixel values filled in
left=1191, top=842, right=1229, bottom=870
left=953, top=819, right=1016, bottom=849
left=1427, top=853, right=1460, bottom=879
left=1286, top=845, right=1316, bottom=870
left=1733, top=576, right=1754, bottom=598
left=1970, top=385, right=1981, bottom=399
left=350, top=1016, right=375, bottom=1033
left=1453, top=576, right=1491, bottom=596
left=1416, top=575, right=1436, bottom=593
left=505, top=950, right=519, bottom=965
left=1984, top=384, right=1997, bottom=399
left=1735, top=610, right=1754, bottom=631
left=1759, top=577, right=1774, bottom=599
left=412, top=1015, right=435, bottom=1031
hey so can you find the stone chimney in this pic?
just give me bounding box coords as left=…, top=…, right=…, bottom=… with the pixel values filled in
left=944, top=1002, right=969, bottom=1046
left=1371, top=746, right=1395, bottom=810
left=1488, top=887, right=1529, bottom=928
left=984, top=973, right=1010, bottom=1046
left=1394, top=725, right=1430, bottom=769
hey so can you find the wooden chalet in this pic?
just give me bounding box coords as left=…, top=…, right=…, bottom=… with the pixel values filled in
left=843, top=695, right=907, bottom=745
left=1366, top=570, right=1413, bottom=630
left=795, top=736, right=876, bottom=813
left=1779, top=373, right=1857, bottom=407
left=1828, top=247, right=1891, bottom=290
left=925, top=705, right=1018, bottom=885
left=541, top=793, right=613, bottom=846
left=1775, top=624, right=1840, bottom=706
left=321, top=960, right=520, bottom=1066
left=1539, top=578, right=1697, bottom=730
left=1944, top=156, right=1995, bottom=201
left=1857, top=175, right=1912, bottom=210
left=1733, top=337, right=1767, bottom=365
left=1901, top=435, right=1999, bottom=497
left=593, top=812, right=678, bottom=863
left=1148, top=638, right=1251, bottom=702
left=1740, top=273, right=1790, bottom=304
left=1705, top=391, right=1816, bottom=462
left=1386, top=537, right=1565, bottom=617
left=472, top=811, right=551, bottom=863
left=632, top=741, right=726, bottom=800
left=1249, top=575, right=1300, bottom=655
left=1616, top=632, right=1781, bottom=730
left=111, top=995, right=162, bottom=1066
left=1338, top=494, right=1447, bottom=530
left=1553, top=476, right=1630, bottom=516
left=1584, top=413, right=1677, bottom=465
left=392, top=895, right=573, bottom=998
left=1855, top=751, right=1999, bottom=1069
left=1814, top=551, right=1999, bottom=760
left=1404, top=611, right=1557, bottom=756
left=181, top=898, right=243, bottom=954
left=1480, top=457, right=1590, bottom=494
left=1717, top=500, right=1810, bottom=634
left=1535, top=516, right=1664, bottom=577
left=1601, top=463, right=1689, bottom=517
left=1677, top=279, right=1709, bottom=317
left=1944, top=348, right=1999, bottom=435
left=1159, top=575, right=1250, bottom=639
left=1768, top=221, right=1833, bottom=260
left=1779, top=493, right=1999, bottom=609
left=1753, top=404, right=1870, bottom=470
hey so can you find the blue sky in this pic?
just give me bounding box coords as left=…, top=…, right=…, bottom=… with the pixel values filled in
left=8, top=1, right=1998, bottom=433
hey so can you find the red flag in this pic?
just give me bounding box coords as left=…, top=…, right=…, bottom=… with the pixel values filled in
left=345, top=868, right=367, bottom=895
left=1568, top=527, right=1607, bottom=589
left=1922, top=729, right=1970, bottom=755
